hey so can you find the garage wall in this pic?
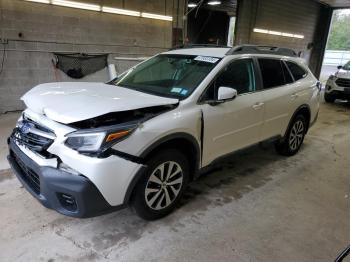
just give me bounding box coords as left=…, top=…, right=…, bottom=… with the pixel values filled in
left=234, top=0, right=332, bottom=76
left=0, top=0, right=181, bottom=113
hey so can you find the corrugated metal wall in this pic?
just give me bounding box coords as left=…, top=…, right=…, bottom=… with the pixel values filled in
left=234, top=0, right=333, bottom=77
left=235, top=0, right=321, bottom=50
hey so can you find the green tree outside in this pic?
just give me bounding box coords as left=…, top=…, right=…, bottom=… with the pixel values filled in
left=327, top=10, right=350, bottom=50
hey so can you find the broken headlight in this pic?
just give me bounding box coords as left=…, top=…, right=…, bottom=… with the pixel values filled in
left=65, top=123, right=138, bottom=153
left=329, top=75, right=336, bottom=81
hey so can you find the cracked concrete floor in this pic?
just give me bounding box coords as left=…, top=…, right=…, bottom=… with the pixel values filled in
left=0, top=101, right=350, bottom=262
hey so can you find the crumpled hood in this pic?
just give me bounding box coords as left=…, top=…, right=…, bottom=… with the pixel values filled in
left=21, top=82, right=179, bottom=124
left=336, top=69, right=350, bottom=79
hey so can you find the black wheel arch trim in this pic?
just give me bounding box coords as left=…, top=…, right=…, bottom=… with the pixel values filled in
left=284, top=104, right=311, bottom=138
left=139, top=132, right=201, bottom=162
left=123, top=132, right=201, bottom=204
left=123, top=165, right=147, bottom=204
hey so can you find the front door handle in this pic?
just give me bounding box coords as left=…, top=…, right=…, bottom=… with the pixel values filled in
left=252, top=102, right=264, bottom=110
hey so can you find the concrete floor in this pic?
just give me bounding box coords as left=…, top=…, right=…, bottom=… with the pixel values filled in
left=0, top=101, right=350, bottom=262
left=0, top=112, right=20, bottom=170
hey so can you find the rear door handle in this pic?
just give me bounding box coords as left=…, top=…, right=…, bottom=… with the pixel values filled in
left=252, top=102, right=264, bottom=110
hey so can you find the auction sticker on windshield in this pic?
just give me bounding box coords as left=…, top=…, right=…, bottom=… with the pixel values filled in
left=194, top=56, right=219, bottom=63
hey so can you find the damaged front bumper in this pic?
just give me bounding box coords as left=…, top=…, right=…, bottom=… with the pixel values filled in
left=7, top=135, right=145, bottom=218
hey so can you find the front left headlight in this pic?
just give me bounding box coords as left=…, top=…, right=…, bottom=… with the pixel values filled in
left=65, top=132, right=106, bottom=152
left=65, top=124, right=137, bottom=153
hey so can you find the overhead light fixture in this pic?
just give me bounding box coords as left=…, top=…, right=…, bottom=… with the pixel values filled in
left=25, top=0, right=51, bottom=3
left=22, top=0, right=173, bottom=22
left=102, top=6, right=140, bottom=17
left=207, top=1, right=221, bottom=5
left=293, top=34, right=304, bottom=39
left=268, top=30, right=282, bottom=36
left=188, top=3, right=198, bottom=8
left=253, top=28, right=268, bottom=34
left=52, top=0, right=101, bottom=11
left=281, top=32, right=294, bottom=37
left=253, top=28, right=304, bottom=39
left=141, top=12, right=173, bottom=21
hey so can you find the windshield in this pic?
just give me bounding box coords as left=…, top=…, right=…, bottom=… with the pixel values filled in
left=343, top=61, right=350, bottom=71
left=113, top=54, right=221, bottom=99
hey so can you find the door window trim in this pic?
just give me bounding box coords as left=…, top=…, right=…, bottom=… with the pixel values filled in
left=284, top=60, right=309, bottom=81
left=198, top=57, right=261, bottom=104
left=256, top=57, right=302, bottom=90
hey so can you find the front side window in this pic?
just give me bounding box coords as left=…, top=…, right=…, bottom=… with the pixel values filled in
left=258, top=59, right=286, bottom=89
left=202, top=59, right=256, bottom=100
left=286, top=61, right=307, bottom=81
left=113, top=54, right=220, bottom=99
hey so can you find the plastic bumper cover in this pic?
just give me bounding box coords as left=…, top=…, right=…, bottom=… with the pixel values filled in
left=7, top=137, right=124, bottom=218
left=325, top=89, right=350, bottom=100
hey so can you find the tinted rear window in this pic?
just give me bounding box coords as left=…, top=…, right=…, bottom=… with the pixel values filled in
left=258, top=59, right=286, bottom=89
left=286, top=61, right=307, bottom=81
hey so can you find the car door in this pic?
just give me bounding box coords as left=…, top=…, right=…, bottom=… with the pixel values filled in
left=286, top=60, right=320, bottom=124
left=200, top=58, right=265, bottom=166
left=257, top=58, right=298, bottom=140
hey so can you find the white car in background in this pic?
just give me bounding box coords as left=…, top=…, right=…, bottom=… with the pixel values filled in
left=325, top=61, right=350, bottom=103
left=7, top=45, right=320, bottom=220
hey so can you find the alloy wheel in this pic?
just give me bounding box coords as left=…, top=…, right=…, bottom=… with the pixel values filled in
left=145, top=161, right=183, bottom=210
left=289, top=120, right=305, bottom=151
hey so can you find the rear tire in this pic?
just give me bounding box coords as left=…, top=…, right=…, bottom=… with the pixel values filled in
left=324, top=93, right=335, bottom=103
left=275, top=115, right=307, bottom=156
left=131, top=149, right=189, bottom=220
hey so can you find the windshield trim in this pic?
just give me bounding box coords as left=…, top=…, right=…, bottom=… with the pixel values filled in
left=117, top=84, right=182, bottom=100
left=111, top=54, right=222, bottom=100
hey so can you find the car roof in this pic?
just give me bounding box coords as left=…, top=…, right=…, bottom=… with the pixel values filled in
left=163, top=47, right=231, bottom=58
left=162, top=47, right=306, bottom=66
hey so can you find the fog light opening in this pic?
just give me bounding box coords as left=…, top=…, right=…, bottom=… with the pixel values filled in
left=57, top=193, right=77, bottom=212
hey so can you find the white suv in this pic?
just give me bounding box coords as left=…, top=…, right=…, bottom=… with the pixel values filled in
left=325, top=61, right=350, bottom=103
left=7, top=45, right=320, bottom=220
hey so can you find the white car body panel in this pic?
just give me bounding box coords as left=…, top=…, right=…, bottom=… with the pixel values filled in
left=21, top=82, right=178, bottom=124
left=261, top=73, right=318, bottom=139
left=200, top=91, right=264, bottom=166
left=113, top=104, right=202, bottom=159
left=10, top=48, right=320, bottom=210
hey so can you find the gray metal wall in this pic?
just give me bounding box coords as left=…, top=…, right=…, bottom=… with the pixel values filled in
left=235, top=0, right=332, bottom=76
left=0, top=0, right=184, bottom=113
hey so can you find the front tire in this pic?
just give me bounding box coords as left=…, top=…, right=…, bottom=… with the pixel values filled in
left=324, top=92, right=335, bottom=103
left=131, top=149, right=189, bottom=220
left=275, top=115, right=307, bottom=156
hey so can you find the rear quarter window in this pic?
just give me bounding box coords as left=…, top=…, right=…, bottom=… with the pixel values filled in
left=286, top=61, right=307, bottom=81
left=258, top=59, right=286, bottom=89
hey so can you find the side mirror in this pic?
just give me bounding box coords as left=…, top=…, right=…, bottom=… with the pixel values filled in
left=337, top=65, right=343, bottom=70
left=218, top=86, right=237, bottom=101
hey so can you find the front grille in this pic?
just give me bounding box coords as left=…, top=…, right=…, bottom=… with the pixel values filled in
left=11, top=151, right=40, bottom=194
left=336, top=78, right=350, bottom=87
left=12, top=119, right=55, bottom=156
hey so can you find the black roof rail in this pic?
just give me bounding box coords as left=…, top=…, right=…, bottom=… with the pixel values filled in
left=226, top=45, right=297, bottom=57
left=169, top=44, right=231, bottom=50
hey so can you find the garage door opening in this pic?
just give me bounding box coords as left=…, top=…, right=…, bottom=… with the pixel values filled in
left=185, top=0, right=237, bottom=46
left=320, top=9, right=350, bottom=82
